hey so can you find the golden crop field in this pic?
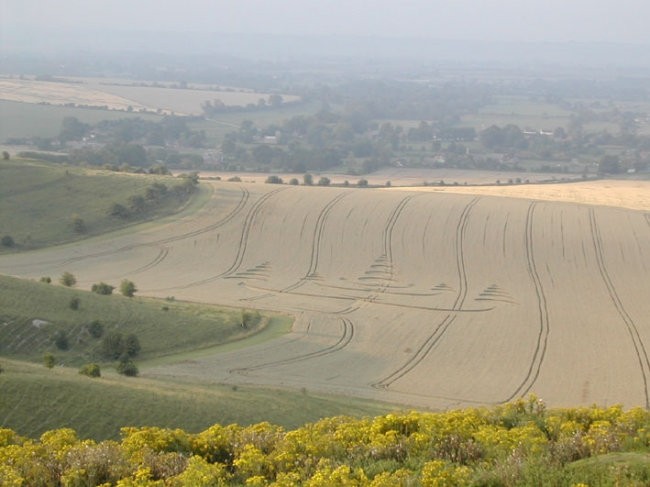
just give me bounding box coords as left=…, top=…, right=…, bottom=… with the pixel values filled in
left=1, top=181, right=648, bottom=410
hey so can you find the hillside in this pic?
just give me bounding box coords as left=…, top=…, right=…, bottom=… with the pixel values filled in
left=1, top=181, right=648, bottom=411
left=0, top=158, right=202, bottom=251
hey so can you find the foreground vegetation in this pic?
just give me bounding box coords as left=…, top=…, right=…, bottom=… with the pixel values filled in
left=3, top=397, right=650, bottom=485
left=0, top=158, right=199, bottom=251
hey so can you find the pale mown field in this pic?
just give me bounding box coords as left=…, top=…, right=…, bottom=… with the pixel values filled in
left=1, top=181, right=649, bottom=410
left=0, top=77, right=298, bottom=115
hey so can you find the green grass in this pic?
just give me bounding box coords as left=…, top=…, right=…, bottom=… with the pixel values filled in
left=0, top=358, right=393, bottom=440
left=0, top=158, right=202, bottom=250
left=0, top=100, right=161, bottom=141
left=0, top=274, right=288, bottom=366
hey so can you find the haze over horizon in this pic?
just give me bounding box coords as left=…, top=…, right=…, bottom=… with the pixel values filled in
left=2, top=0, right=650, bottom=45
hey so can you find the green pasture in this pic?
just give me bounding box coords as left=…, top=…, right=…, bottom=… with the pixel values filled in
left=0, top=158, right=204, bottom=250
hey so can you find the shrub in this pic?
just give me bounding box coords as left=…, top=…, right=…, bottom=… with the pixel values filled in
left=357, top=179, right=368, bottom=187
left=79, top=363, right=101, bottom=378
left=69, top=297, right=80, bottom=310
left=2, top=151, right=9, bottom=160
left=119, top=279, right=137, bottom=297
left=303, top=173, right=313, bottom=185
left=318, top=176, right=331, bottom=186
left=86, top=320, right=104, bottom=338
left=227, top=176, right=242, bottom=182
left=117, top=359, right=139, bottom=377
left=72, top=215, right=86, bottom=233
left=53, top=331, right=69, bottom=350
left=102, top=332, right=140, bottom=359
left=40, top=276, right=52, bottom=284
left=102, top=332, right=125, bottom=359
left=1, top=235, right=14, bottom=247
left=109, top=203, right=130, bottom=219
left=289, top=178, right=299, bottom=185
left=265, top=175, right=283, bottom=184
left=60, top=272, right=76, bottom=287
left=124, top=334, right=141, bottom=358
left=43, top=353, right=55, bottom=368
left=91, top=282, right=114, bottom=295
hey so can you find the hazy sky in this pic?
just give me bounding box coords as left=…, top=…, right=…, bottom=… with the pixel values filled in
left=2, top=0, right=650, bottom=44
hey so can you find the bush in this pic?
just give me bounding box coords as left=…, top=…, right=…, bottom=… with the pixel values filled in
left=72, top=215, right=86, bottom=233
left=91, top=282, right=114, bottom=295
left=43, top=353, right=55, bottom=368
left=40, top=276, right=52, bottom=284
left=124, top=334, right=141, bottom=358
left=357, top=179, right=368, bottom=187
left=303, top=173, right=313, bottom=185
left=102, top=331, right=140, bottom=359
left=318, top=176, right=331, bottom=186
left=289, top=178, right=299, bottom=185
left=86, top=320, right=104, bottom=338
left=117, top=359, right=139, bottom=377
left=109, top=203, right=130, bottom=219
left=79, top=363, right=101, bottom=378
left=227, top=176, right=242, bottom=182
left=265, top=175, right=283, bottom=184
left=120, top=279, right=137, bottom=297
left=53, top=330, right=69, bottom=350
left=101, top=332, right=125, bottom=359
left=0, top=235, right=15, bottom=247
left=69, top=296, right=80, bottom=310
left=60, top=272, right=76, bottom=287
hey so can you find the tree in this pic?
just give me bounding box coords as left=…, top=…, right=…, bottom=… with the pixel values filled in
left=120, top=279, right=137, bottom=297
left=124, top=334, right=141, bottom=358
left=2, top=151, right=9, bottom=160
left=86, top=320, right=104, bottom=338
left=91, top=282, right=114, bottom=295
left=357, top=179, right=368, bottom=187
left=102, top=332, right=124, bottom=359
left=72, top=215, right=86, bottom=234
left=60, top=272, right=76, bottom=287
left=318, top=177, right=331, bottom=186
left=43, top=353, right=55, bottom=368
left=303, top=173, right=313, bottom=186
left=117, top=358, right=139, bottom=377
left=289, top=178, right=299, bottom=185
left=1, top=235, right=15, bottom=247
left=79, top=363, right=101, bottom=378
left=265, top=175, right=283, bottom=184
left=599, top=155, right=621, bottom=174
left=69, top=297, right=80, bottom=310
left=40, top=276, right=52, bottom=284
left=53, top=331, right=69, bottom=350
left=109, top=203, right=130, bottom=219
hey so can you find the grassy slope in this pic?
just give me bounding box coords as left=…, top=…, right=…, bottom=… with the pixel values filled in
left=0, top=274, right=287, bottom=365
left=0, top=158, right=203, bottom=250
left=0, top=359, right=392, bottom=440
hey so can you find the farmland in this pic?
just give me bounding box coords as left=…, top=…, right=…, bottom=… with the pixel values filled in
left=1, top=179, right=648, bottom=413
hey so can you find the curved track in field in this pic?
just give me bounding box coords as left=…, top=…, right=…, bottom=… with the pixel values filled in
left=372, top=197, right=479, bottom=389
left=2, top=181, right=650, bottom=410
left=503, top=202, right=550, bottom=402
left=589, top=208, right=650, bottom=408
